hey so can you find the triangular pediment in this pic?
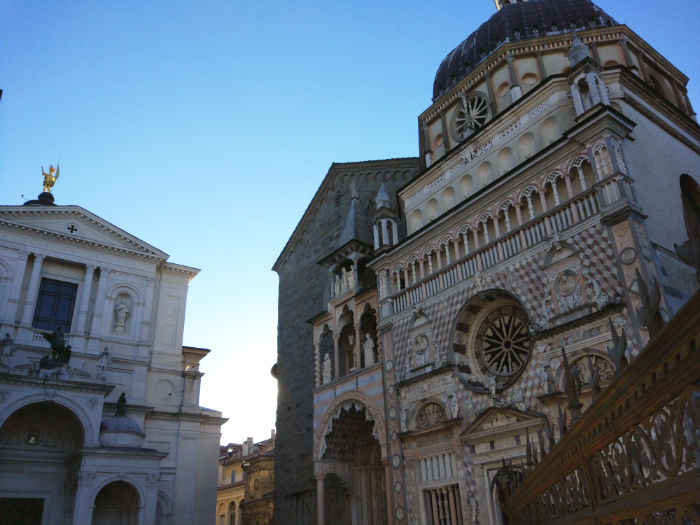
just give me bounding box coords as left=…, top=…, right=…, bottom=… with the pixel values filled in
left=462, top=406, right=544, bottom=437
left=0, top=205, right=168, bottom=260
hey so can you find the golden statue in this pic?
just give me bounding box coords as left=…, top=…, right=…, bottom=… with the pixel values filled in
left=42, top=164, right=59, bottom=193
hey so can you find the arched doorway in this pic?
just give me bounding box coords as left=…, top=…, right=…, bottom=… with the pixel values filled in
left=321, top=404, right=386, bottom=525
left=91, top=481, right=140, bottom=525
left=0, top=401, right=84, bottom=525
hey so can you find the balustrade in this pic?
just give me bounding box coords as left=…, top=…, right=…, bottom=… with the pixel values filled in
left=501, top=292, right=700, bottom=525
left=380, top=180, right=614, bottom=316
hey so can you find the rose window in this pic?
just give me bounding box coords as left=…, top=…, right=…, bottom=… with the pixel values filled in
left=475, top=305, right=530, bottom=379
left=453, top=94, right=489, bottom=139
left=453, top=294, right=532, bottom=392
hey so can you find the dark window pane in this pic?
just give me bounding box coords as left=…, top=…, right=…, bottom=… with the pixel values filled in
left=32, top=278, right=77, bottom=332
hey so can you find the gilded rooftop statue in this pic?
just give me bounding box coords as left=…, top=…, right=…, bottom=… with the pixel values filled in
left=41, top=164, right=59, bottom=193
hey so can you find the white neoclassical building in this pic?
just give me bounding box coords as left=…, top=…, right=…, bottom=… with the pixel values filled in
left=0, top=191, right=225, bottom=525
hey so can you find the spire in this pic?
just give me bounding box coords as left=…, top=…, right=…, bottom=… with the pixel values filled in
left=568, top=32, right=590, bottom=66
left=337, top=178, right=373, bottom=249
left=375, top=182, right=391, bottom=210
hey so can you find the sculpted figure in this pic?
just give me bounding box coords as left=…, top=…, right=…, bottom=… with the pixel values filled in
left=363, top=333, right=375, bottom=366
left=97, top=347, right=111, bottom=380
left=1, top=333, right=15, bottom=364
left=413, top=335, right=430, bottom=367
left=114, top=301, right=130, bottom=332
left=449, top=394, right=459, bottom=419
left=322, top=353, right=332, bottom=384
left=400, top=408, right=408, bottom=432
left=41, top=164, right=59, bottom=193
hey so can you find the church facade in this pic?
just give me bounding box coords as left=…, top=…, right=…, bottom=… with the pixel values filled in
left=0, top=192, right=225, bottom=524
left=273, top=1, right=699, bottom=524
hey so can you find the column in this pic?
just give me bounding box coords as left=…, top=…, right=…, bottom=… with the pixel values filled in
left=381, top=219, right=389, bottom=246
left=20, top=253, right=45, bottom=326
left=333, top=335, right=340, bottom=379
left=315, top=340, right=322, bottom=386
left=391, top=221, right=398, bottom=246
left=89, top=268, right=111, bottom=338
left=2, top=250, right=28, bottom=325
left=316, top=473, right=326, bottom=525
left=576, top=166, right=587, bottom=190
left=373, top=224, right=380, bottom=248
left=526, top=196, right=535, bottom=220
left=383, top=459, right=393, bottom=525
left=76, top=264, right=96, bottom=333
left=354, top=323, right=361, bottom=370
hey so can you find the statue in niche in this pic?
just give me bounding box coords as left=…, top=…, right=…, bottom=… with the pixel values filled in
left=114, top=301, right=130, bottom=332
left=346, top=267, right=354, bottom=291
left=96, top=347, right=111, bottom=380
left=363, top=333, right=375, bottom=366
left=1, top=333, right=15, bottom=364
left=400, top=408, right=408, bottom=432
left=322, top=353, right=332, bottom=384
left=412, top=335, right=430, bottom=368
left=334, top=275, right=340, bottom=296
left=347, top=334, right=356, bottom=369
left=449, top=394, right=459, bottom=419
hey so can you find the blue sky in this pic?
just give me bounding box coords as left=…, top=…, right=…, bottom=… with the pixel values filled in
left=2, top=0, right=698, bottom=445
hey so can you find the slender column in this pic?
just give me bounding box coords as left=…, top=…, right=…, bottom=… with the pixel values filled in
left=373, top=224, right=380, bottom=248
left=419, top=258, right=425, bottom=280
left=329, top=267, right=335, bottom=300
left=2, top=250, right=28, bottom=323
left=515, top=203, right=523, bottom=226
left=503, top=209, right=512, bottom=232
left=383, top=459, right=393, bottom=525
left=410, top=263, right=417, bottom=284
left=76, top=264, right=96, bottom=333
left=472, top=228, right=480, bottom=250
left=333, top=335, right=340, bottom=379
left=462, top=232, right=470, bottom=254
left=391, top=221, right=398, bottom=246
left=526, top=196, right=535, bottom=220
left=403, top=268, right=409, bottom=289
left=316, top=473, right=326, bottom=525
left=482, top=222, right=490, bottom=244
left=436, top=249, right=443, bottom=269
left=564, top=172, right=574, bottom=200
left=354, top=323, right=362, bottom=370
left=381, top=219, right=389, bottom=245
left=493, top=216, right=501, bottom=238
left=576, top=166, right=587, bottom=190
left=314, top=340, right=322, bottom=386
left=352, top=258, right=359, bottom=292
left=539, top=191, right=552, bottom=234
left=20, top=253, right=45, bottom=326
left=443, top=245, right=451, bottom=266
left=427, top=254, right=433, bottom=274
left=551, top=182, right=560, bottom=206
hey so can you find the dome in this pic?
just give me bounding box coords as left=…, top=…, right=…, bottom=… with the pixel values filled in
left=100, top=414, right=143, bottom=434
left=100, top=414, right=145, bottom=448
left=432, top=0, right=618, bottom=101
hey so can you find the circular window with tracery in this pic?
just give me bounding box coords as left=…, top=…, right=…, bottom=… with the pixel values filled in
left=452, top=94, right=490, bottom=141
left=475, top=305, right=530, bottom=380
left=453, top=293, right=532, bottom=392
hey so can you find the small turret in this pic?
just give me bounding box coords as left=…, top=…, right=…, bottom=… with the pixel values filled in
left=373, top=182, right=399, bottom=250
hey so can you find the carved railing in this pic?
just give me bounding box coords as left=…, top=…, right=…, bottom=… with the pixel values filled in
left=501, top=291, right=700, bottom=525
left=384, top=184, right=601, bottom=316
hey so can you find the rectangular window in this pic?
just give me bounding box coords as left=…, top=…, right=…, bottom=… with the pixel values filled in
left=423, top=484, right=463, bottom=525
left=32, top=278, right=78, bottom=332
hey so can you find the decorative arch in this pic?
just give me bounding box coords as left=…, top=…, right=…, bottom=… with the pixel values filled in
left=439, top=235, right=454, bottom=247
left=477, top=212, right=492, bottom=224
left=314, top=392, right=387, bottom=461
left=414, top=401, right=448, bottom=430
left=423, top=245, right=436, bottom=257
left=543, top=170, right=564, bottom=187
left=406, top=255, right=419, bottom=266
left=518, top=185, right=538, bottom=202
left=106, top=282, right=144, bottom=303
left=458, top=223, right=473, bottom=235
left=90, top=476, right=145, bottom=510
left=497, top=199, right=515, bottom=212
left=569, top=154, right=589, bottom=170
left=0, top=394, right=95, bottom=447
left=391, top=264, right=404, bottom=275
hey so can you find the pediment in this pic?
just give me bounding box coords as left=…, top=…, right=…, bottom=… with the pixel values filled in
left=462, top=406, right=544, bottom=437
left=0, top=206, right=168, bottom=259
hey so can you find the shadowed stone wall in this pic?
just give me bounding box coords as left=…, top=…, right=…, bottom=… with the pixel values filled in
left=272, top=158, right=419, bottom=524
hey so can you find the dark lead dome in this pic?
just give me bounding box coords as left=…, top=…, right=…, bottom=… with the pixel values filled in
left=433, top=0, right=618, bottom=101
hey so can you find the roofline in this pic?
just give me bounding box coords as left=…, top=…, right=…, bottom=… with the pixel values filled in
left=272, top=158, right=419, bottom=273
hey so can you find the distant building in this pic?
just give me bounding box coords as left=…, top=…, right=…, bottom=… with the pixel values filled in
left=273, top=0, right=699, bottom=523
left=217, top=432, right=275, bottom=525
left=0, top=191, right=225, bottom=525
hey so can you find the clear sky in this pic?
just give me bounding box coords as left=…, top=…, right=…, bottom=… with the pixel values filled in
left=2, top=0, right=698, bottom=445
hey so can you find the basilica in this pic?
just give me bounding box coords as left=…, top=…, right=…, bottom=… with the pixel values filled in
left=0, top=190, right=225, bottom=524
left=273, top=0, right=700, bottom=524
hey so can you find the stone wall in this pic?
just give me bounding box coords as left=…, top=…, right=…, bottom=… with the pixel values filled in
left=272, top=158, right=419, bottom=524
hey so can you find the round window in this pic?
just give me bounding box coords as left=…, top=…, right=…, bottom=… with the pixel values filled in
left=452, top=94, right=490, bottom=141
left=453, top=293, right=532, bottom=392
